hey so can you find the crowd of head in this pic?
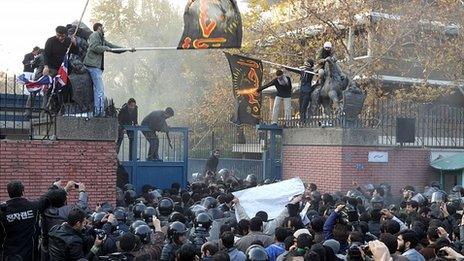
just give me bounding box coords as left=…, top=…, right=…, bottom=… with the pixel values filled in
left=2, top=171, right=464, bottom=261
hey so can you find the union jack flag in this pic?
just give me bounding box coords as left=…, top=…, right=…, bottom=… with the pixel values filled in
left=17, top=54, right=69, bottom=94
left=17, top=74, right=52, bottom=93
left=54, top=54, right=69, bottom=88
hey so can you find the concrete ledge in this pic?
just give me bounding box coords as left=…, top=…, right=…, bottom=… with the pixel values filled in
left=56, top=116, right=117, bottom=141
left=283, top=128, right=380, bottom=146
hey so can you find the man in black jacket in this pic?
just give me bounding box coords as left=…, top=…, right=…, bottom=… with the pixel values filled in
left=48, top=207, right=103, bottom=261
left=141, top=107, right=174, bottom=161
left=285, top=59, right=314, bottom=123
left=258, top=70, right=293, bottom=124
left=116, top=98, right=138, bottom=157
left=43, top=26, right=79, bottom=112
left=22, top=47, right=40, bottom=73
left=43, top=26, right=78, bottom=77
left=40, top=181, right=88, bottom=261
left=0, top=180, right=50, bottom=261
left=204, top=150, right=219, bottom=178
left=24, top=26, right=79, bottom=117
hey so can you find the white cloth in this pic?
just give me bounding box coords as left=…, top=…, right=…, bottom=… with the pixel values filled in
left=272, top=96, right=291, bottom=123
left=232, top=178, right=305, bottom=220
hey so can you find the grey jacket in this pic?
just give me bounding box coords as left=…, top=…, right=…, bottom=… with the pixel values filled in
left=84, top=31, right=120, bottom=70
left=235, top=203, right=289, bottom=236
left=235, top=231, right=274, bottom=252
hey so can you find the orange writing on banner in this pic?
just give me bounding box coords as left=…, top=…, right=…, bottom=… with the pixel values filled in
left=199, top=0, right=217, bottom=38
left=193, top=38, right=227, bottom=49
left=236, top=58, right=261, bottom=105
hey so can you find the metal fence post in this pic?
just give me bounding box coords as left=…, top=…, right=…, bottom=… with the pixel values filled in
left=211, top=131, right=215, bottom=152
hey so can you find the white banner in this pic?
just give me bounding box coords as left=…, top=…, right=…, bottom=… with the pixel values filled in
left=233, top=178, right=305, bottom=220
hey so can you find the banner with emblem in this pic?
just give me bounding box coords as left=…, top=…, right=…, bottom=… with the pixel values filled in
left=224, top=52, right=263, bottom=125
left=178, top=0, right=242, bottom=49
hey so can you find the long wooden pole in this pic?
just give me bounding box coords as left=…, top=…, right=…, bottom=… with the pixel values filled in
left=108, top=47, right=318, bottom=75
left=67, top=0, right=91, bottom=53
left=262, top=60, right=316, bottom=75
left=109, top=47, right=178, bottom=52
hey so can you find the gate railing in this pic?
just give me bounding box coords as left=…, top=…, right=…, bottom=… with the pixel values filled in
left=277, top=100, right=464, bottom=148
left=118, top=125, right=189, bottom=163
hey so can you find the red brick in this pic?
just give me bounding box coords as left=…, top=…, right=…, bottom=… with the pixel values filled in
left=0, top=140, right=117, bottom=208
left=283, top=145, right=434, bottom=194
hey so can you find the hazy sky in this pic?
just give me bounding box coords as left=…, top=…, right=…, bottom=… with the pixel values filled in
left=0, top=0, right=248, bottom=74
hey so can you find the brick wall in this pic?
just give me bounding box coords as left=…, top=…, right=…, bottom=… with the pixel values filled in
left=283, top=145, right=438, bottom=195
left=0, top=140, right=117, bottom=207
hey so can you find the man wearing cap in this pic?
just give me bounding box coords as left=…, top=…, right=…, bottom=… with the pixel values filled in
left=285, top=59, right=315, bottom=123
left=315, top=41, right=337, bottom=85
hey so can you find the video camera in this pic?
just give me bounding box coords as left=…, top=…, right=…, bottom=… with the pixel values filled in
left=339, top=204, right=359, bottom=225
left=94, top=228, right=107, bottom=240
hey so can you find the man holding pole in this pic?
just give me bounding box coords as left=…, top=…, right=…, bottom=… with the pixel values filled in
left=257, top=70, right=293, bottom=125
left=84, top=23, right=133, bottom=117
left=284, top=59, right=315, bottom=123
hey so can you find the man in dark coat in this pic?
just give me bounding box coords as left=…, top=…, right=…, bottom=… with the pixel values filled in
left=140, top=107, right=174, bottom=161
left=48, top=207, right=103, bottom=261
left=285, top=59, right=315, bottom=123
left=204, top=150, right=220, bottom=177
left=22, top=46, right=40, bottom=73
left=116, top=98, right=138, bottom=157
left=258, top=70, right=293, bottom=124
left=40, top=181, right=88, bottom=261
left=24, top=26, right=79, bottom=118
left=0, top=180, right=50, bottom=261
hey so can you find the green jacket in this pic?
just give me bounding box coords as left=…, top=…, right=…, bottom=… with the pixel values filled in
left=84, top=31, right=121, bottom=70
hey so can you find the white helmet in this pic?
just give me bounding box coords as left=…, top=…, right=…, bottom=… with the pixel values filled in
left=323, top=41, right=332, bottom=49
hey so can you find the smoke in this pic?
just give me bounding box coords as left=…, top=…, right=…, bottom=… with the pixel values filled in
left=96, top=0, right=232, bottom=124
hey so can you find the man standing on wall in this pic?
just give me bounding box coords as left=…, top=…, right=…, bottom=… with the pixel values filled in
left=141, top=107, right=175, bottom=161
left=24, top=26, right=79, bottom=118
left=258, top=70, right=293, bottom=125
left=116, top=98, right=138, bottom=158
left=285, top=59, right=315, bottom=123
left=84, top=22, right=131, bottom=117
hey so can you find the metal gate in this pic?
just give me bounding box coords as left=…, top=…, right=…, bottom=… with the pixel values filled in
left=258, top=124, right=283, bottom=181
left=119, top=126, right=188, bottom=193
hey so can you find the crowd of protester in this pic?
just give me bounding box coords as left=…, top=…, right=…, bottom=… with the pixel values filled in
left=2, top=170, right=464, bottom=261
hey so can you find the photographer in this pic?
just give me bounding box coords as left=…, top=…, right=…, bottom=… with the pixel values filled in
left=48, top=207, right=104, bottom=260
left=323, top=204, right=351, bottom=254
left=41, top=181, right=88, bottom=260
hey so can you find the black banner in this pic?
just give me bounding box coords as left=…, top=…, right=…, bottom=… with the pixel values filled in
left=225, top=52, right=263, bottom=125
left=178, top=0, right=242, bottom=49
